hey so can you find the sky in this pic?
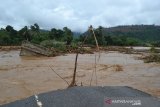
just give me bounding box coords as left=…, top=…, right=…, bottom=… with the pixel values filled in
left=0, top=0, right=160, bottom=32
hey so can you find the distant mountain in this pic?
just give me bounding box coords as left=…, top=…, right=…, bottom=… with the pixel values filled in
left=103, top=25, right=160, bottom=41
left=39, top=29, right=49, bottom=32
left=40, top=29, right=82, bottom=38
left=73, top=32, right=82, bottom=38
left=83, top=25, right=160, bottom=42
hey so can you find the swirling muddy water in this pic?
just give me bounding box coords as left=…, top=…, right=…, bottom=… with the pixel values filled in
left=0, top=50, right=160, bottom=104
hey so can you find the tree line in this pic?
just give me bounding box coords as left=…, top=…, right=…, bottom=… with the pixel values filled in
left=0, top=23, right=73, bottom=46
left=0, top=24, right=160, bottom=47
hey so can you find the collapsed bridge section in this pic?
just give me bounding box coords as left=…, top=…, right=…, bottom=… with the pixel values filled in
left=20, top=41, right=53, bottom=57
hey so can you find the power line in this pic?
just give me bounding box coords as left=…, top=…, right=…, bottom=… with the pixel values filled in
left=49, top=66, right=69, bottom=86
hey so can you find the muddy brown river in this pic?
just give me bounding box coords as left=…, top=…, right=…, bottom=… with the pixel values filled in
left=0, top=50, right=160, bottom=104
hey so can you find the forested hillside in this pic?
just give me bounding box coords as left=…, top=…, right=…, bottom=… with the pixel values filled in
left=81, top=25, right=160, bottom=46
left=103, top=25, right=160, bottom=41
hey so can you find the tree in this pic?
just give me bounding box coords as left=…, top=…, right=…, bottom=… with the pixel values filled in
left=34, top=23, right=40, bottom=32
left=5, top=25, right=19, bottom=45
left=105, top=36, right=113, bottom=45
left=18, top=26, right=31, bottom=41
left=30, top=23, right=40, bottom=38
left=6, top=25, right=14, bottom=32
left=57, top=29, right=64, bottom=40
left=30, top=23, right=39, bottom=32
left=29, top=23, right=41, bottom=43
left=0, top=29, right=10, bottom=45
left=50, top=28, right=58, bottom=39
left=5, top=25, right=17, bottom=36
left=49, top=28, right=64, bottom=40
left=126, top=38, right=140, bottom=46
left=63, top=27, right=73, bottom=45
left=96, top=26, right=105, bottom=45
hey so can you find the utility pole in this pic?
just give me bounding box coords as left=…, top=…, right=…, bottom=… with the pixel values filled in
left=89, top=25, right=99, bottom=51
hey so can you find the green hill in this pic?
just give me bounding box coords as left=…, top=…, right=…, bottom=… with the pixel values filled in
left=102, top=25, right=160, bottom=41
left=81, top=25, right=160, bottom=46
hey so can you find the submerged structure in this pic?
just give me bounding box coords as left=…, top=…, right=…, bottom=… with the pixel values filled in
left=20, top=41, right=53, bottom=57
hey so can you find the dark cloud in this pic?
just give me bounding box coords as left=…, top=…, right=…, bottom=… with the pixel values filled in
left=0, top=0, right=160, bottom=32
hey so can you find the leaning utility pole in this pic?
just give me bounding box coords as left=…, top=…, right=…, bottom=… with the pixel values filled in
left=89, top=25, right=99, bottom=51
left=68, top=25, right=100, bottom=88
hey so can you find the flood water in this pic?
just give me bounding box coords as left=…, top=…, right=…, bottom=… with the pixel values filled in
left=0, top=50, right=160, bottom=104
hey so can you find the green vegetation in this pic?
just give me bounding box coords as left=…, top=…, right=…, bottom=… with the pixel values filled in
left=0, top=23, right=73, bottom=47
left=81, top=25, right=160, bottom=46
left=40, top=40, right=66, bottom=52
left=0, top=24, right=160, bottom=47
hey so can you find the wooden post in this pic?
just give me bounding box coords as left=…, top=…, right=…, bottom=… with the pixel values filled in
left=89, top=25, right=99, bottom=51
left=68, top=52, right=78, bottom=87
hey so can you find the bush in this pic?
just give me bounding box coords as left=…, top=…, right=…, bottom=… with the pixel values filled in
left=40, top=40, right=66, bottom=52
left=71, top=42, right=78, bottom=49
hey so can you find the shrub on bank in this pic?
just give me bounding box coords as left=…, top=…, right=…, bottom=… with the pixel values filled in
left=40, top=40, right=66, bottom=52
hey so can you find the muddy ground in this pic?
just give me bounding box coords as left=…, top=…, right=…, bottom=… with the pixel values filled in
left=0, top=50, right=160, bottom=105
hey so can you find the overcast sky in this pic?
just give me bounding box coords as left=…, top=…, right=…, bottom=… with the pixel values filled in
left=0, top=0, right=160, bottom=32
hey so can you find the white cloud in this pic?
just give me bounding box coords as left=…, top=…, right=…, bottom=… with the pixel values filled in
left=0, top=0, right=160, bottom=32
